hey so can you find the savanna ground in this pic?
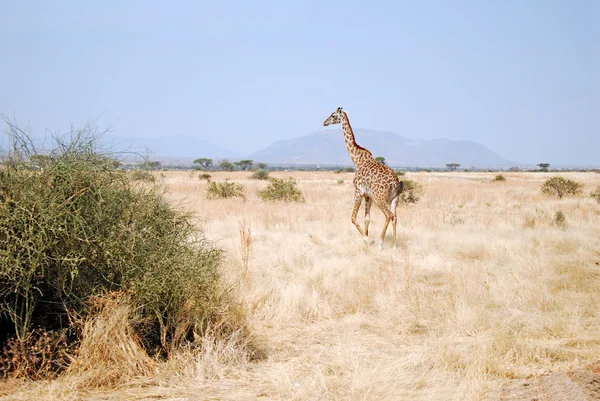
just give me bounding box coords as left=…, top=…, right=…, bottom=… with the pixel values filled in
left=3, top=171, right=600, bottom=400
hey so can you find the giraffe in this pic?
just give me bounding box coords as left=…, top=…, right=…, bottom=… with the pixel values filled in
left=323, top=107, right=404, bottom=249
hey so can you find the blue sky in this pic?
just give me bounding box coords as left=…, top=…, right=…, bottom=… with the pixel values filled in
left=1, top=1, right=597, bottom=165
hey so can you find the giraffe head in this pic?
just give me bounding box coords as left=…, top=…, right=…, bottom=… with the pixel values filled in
left=323, top=107, right=345, bottom=126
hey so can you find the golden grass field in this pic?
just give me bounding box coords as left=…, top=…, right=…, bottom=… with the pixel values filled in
left=2, top=170, right=600, bottom=400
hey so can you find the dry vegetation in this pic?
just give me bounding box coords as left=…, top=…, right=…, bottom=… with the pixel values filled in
left=3, top=170, right=600, bottom=400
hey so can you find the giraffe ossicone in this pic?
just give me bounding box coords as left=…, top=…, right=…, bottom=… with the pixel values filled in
left=323, top=107, right=404, bottom=249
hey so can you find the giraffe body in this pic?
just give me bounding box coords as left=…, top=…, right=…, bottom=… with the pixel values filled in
left=323, top=107, right=404, bottom=249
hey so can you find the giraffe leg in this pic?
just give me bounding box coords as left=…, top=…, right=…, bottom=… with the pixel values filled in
left=364, top=197, right=372, bottom=236
left=376, top=201, right=393, bottom=250
left=390, top=196, right=400, bottom=249
left=351, top=193, right=366, bottom=237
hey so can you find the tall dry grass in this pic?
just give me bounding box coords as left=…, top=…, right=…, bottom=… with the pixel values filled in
left=3, top=170, right=600, bottom=400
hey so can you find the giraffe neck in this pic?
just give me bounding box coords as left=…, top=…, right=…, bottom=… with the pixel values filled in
left=341, top=111, right=370, bottom=166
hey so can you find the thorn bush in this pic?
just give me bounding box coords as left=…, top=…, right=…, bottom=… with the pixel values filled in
left=541, top=176, right=583, bottom=198
left=399, top=179, right=424, bottom=204
left=206, top=180, right=246, bottom=199
left=250, top=169, right=269, bottom=180
left=258, top=177, right=305, bottom=202
left=591, top=186, right=600, bottom=204
left=0, top=117, right=228, bottom=377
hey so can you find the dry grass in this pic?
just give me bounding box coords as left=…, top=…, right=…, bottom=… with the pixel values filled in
left=2, top=171, right=600, bottom=400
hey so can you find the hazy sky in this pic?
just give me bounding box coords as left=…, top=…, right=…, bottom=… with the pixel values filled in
left=1, top=1, right=597, bottom=165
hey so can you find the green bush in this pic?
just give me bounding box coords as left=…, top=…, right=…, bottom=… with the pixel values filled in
left=591, top=186, right=600, bottom=204
left=337, top=179, right=344, bottom=185
left=344, top=167, right=356, bottom=173
left=250, top=169, right=269, bottom=180
left=395, top=170, right=406, bottom=176
left=399, top=179, right=424, bottom=204
left=541, top=176, right=583, bottom=198
left=0, top=118, right=226, bottom=374
left=206, top=180, right=246, bottom=199
left=259, top=177, right=305, bottom=202
left=493, top=174, right=506, bottom=182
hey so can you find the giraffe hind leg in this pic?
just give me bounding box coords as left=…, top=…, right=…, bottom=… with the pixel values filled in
left=364, top=197, right=372, bottom=237
left=376, top=201, right=394, bottom=250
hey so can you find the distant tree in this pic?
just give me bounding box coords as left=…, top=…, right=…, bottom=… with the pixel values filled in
left=537, top=163, right=550, bottom=172
left=508, top=166, right=521, bottom=172
left=375, top=156, right=386, bottom=165
left=234, top=159, right=254, bottom=171
left=255, top=162, right=268, bottom=170
left=219, top=160, right=235, bottom=171
left=140, top=160, right=162, bottom=170
left=193, top=158, right=213, bottom=170
left=446, top=163, right=460, bottom=171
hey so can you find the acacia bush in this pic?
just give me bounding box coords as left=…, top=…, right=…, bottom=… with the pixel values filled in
left=198, top=172, right=212, bottom=182
left=399, top=179, right=424, bottom=204
left=0, top=118, right=227, bottom=377
left=259, top=177, right=305, bottom=202
left=206, top=180, right=246, bottom=199
left=541, top=176, right=583, bottom=198
left=591, top=186, right=600, bottom=204
left=250, top=169, right=269, bottom=180
left=493, top=174, right=506, bottom=182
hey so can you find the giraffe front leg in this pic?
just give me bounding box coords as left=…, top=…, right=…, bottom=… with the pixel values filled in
left=351, top=194, right=366, bottom=237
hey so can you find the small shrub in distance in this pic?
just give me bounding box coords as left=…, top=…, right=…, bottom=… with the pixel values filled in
left=399, top=179, right=424, bottom=204
left=493, top=174, right=506, bottom=182
left=555, top=210, right=567, bottom=229
left=344, top=167, right=355, bottom=173
left=337, top=179, right=344, bottom=185
left=259, top=177, right=305, bottom=202
left=207, top=180, right=246, bottom=199
left=199, top=173, right=212, bottom=182
left=541, top=176, right=583, bottom=198
left=250, top=169, right=269, bottom=180
left=395, top=170, right=406, bottom=176
left=591, top=186, right=600, bottom=204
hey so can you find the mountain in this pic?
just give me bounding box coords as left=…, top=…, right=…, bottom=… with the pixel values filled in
left=250, top=129, right=513, bottom=168
left=103, top=135, right=240, bottom=160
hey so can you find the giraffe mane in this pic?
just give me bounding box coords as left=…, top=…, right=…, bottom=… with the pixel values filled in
left=342, top=111, right=373, bottom=156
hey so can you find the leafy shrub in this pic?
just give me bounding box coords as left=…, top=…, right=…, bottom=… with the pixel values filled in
left=250, top=169, right=269, bottom=180
left=344, top=167, right=355, bottom=173
left=259, top=177, right=305, bottom=202
left=395, top=170, right=406, bottom=176
left=0, top=117, right=227, bottom=377
left=555, top=210, right=567, bottom=229
left=541, top=176, right=583, bottom=198
left=493, top=174, right=506, bottom=182
left=334, top=169, right=343, bottom=174
left=207, top=180, right=246, bottom=199
left=591, top=186, right=600, bottom=204
left=399, top=179, right=424, bottom=204
left=199, top=173, right=212, bottom=182
left=337, top=179, right=344, bottom=185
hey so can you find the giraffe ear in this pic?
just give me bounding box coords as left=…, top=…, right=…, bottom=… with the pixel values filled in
left=337, top=107, right=343, bottom=111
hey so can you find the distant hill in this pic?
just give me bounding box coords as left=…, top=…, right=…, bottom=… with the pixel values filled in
left=250, top=129, right=513, bottom=168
